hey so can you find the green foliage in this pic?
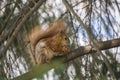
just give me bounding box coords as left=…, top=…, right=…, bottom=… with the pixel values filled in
left=12, top=59, right=65, bottom=80
left=0, top=77, right=6, bottom=80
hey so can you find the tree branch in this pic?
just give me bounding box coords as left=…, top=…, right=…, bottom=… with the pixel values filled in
left=62, top=0, right=117, bottom=79
left=12, top=38, right=120, bottom=80
left=0, top=0, right=46, bottom=59
left=63, top=38, right=120, bottom=62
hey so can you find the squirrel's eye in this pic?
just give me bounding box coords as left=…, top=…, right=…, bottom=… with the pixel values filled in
left=64, top=37, right=68, bottom=40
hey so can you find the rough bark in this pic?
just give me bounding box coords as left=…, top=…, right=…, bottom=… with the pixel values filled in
left=63, top=38, right=120, bottom=62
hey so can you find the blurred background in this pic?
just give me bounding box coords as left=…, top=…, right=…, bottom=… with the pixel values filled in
left=0, top=0, right=120, bottom=80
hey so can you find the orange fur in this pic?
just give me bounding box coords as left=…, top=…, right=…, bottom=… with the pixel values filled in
left=29, top=21, right=70, bottom=64
left=29, top=21, right=67, bottom=50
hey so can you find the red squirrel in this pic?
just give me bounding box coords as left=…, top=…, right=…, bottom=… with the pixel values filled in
left=29, top=21, right=70, bottom=64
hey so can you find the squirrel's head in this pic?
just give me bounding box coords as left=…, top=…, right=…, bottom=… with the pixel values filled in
left=46, top=31, right=70, bottom=54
